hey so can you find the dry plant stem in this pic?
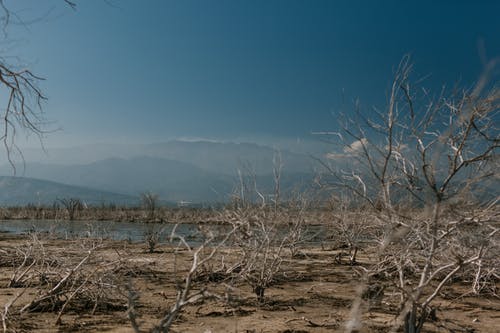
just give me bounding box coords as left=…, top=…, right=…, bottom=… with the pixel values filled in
left=1, top=290, right=25, bottom=333
left=153, top=247, right=207, bottom=332
left=273, top=150, right=283, bottom=210
left=127, top=285, right=142, bottom=333
left=8, top=233, right=46, bottom=288
left=8, top=246, right=36, bottom=288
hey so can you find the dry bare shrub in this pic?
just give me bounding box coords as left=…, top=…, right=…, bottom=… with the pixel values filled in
left=0, top=234, right=130, bottom=332
left=1, top=233, right=61, bottom=289
left=18, top=239, right=128, bottom=323
left=280, top=197, right=311, bottom=258
left=440, top=201, right=500, bottom=295
left=326, top=196, right=383, bottom=265
left=127, top=224, right=237, bottom=333
left=222, top=207, right=294, bottom=303
left=143, top=225, right=167, bottom=253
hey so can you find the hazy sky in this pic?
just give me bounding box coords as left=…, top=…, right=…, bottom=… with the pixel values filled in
left=6, top=0, right=500, bottom=147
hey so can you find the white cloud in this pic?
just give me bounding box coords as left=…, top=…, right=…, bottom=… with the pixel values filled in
left=175, top=136, right=224, bottom=143
left=325, top=152, right=343, bottom=160
left=344, top=138, right=368, bottom=154
left=324, top=139, right=368, bottom=160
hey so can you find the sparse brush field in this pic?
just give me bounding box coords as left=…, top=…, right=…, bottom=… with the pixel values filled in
left=0, top=1, right=498, bottom=332
left=0, top=212, right=498, bottom=333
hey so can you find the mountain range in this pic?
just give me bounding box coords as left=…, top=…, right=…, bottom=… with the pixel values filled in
left=0, top=141, right=319, bottom=206
left=1, top=140, right=497, bottom=207
left=0, top=176, right=137, bottom=206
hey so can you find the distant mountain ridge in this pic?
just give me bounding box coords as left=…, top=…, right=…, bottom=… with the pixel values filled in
left=0, top=141, right=321, bottom=204
left=2, top=139, right=494, bottom=206
left=0, top=176, right=138, bottom=206
left=0, top=156, right=316, bottom=203
left=0, top=157, right=233, bottom=203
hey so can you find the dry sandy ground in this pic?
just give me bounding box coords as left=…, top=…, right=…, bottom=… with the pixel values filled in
left=0, top=233, right=498, bottom=333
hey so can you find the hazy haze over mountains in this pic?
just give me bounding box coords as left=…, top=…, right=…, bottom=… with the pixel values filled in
left=7, top=139, right=325, bottom=172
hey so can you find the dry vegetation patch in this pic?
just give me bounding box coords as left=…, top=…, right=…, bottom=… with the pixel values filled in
left=0, top=228, right=498, bottom=332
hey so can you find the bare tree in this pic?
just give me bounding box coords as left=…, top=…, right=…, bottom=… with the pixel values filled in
left=0, top=1, right=79, bottom=167
left=272, top=150, right=283, bottom=210
left=234, top=160, right=266, bottom=208
left=58, top=197, right=83, bottom=220
left=141, top=191, right=159, bottom=220
left=318, top=56, right=499, bottom=333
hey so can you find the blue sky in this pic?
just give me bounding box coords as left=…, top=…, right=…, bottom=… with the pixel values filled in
left=5, top=0, right=500, bottom=147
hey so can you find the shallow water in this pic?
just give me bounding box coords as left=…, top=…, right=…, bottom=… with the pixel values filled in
left=0, top=219, right=201, bottom=243
left=0, top=219, right=328, bottom=246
